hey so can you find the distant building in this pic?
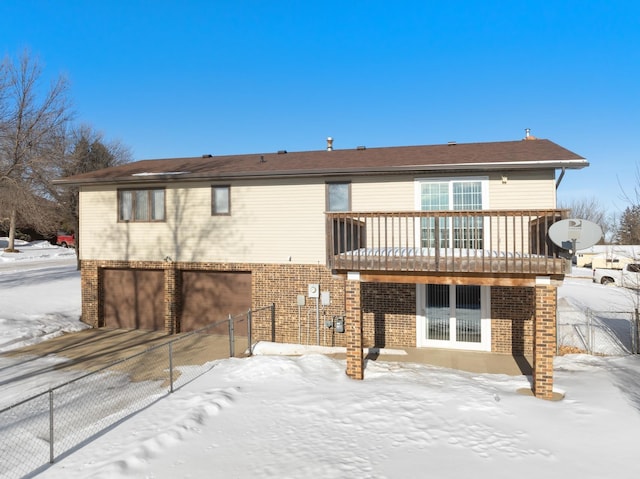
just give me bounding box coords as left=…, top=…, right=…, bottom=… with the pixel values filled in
left=575, top=245, right=640, bottom=268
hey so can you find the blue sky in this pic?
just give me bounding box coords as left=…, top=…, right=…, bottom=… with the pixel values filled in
left=2, top=1, right=639, bottom=215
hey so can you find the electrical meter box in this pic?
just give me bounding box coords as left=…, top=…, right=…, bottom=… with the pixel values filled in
left=321, top=291, right=330, bottom=306
left=308, top=284, right=319, bottom=298
left=334, top=316, right=345, bottom=333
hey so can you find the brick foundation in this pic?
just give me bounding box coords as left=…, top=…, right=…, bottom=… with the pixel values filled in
left=80, top=260, right=540, bottom=367
left=80, top=260, right=348, bottom=342
left=362, top=282, right=415, bottom=348
left=491, top=287, right=534, bottom=355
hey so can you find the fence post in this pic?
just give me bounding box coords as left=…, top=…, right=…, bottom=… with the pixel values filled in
left=228, top=313, right=235, bottom=357
left=49, top=390, right=54, bottom=464
left=169, top=342, right=174, bottom=393
left=587, top=309, right=595, bottom=354
left=636, top=309, right=640, bottom=354
left=247, top=309, right=253, bottom=356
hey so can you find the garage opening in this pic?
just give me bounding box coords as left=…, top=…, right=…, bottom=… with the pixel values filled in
left=180, top=271, right=251, bottom=334
left=103, top=269, right=165, bottom=330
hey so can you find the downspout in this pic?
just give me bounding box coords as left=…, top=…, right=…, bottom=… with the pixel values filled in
left=555, top=167, right=566, bottom=189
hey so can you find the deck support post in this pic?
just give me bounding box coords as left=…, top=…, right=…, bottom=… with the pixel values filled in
left=533, top=277, right=557, bottom=399
left=345, top=273, right=364, bottom=380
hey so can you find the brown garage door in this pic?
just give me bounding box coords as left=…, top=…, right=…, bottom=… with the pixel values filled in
left=180, top=271, right=251, bottom=334
left=103, top=269, right=165, bottom=330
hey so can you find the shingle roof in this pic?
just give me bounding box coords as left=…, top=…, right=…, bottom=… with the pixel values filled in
left=55, top=139, right=587, bottom=185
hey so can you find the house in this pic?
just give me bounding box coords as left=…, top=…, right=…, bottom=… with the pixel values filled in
left=575, top=244, right=640, bottom=268
left=56, top=135, right=588, bottom=399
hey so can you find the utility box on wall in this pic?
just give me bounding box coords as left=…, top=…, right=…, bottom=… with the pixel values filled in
left=334, top=315, right=345, bottom=333
left=308, top=284, right=319, bottom=298
left=321, top=291, right=330, bottom=306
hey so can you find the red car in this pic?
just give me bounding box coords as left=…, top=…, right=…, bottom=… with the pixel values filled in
left=56, top=232, right=75, bottom=248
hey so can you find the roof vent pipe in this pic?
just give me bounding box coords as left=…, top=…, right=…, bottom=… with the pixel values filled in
left=327, top=137, right=333, bottom=151
left=525, top=128, right=531, bottom=138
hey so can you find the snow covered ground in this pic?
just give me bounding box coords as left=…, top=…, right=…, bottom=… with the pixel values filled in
left=1, top=240, right=640, bottom=478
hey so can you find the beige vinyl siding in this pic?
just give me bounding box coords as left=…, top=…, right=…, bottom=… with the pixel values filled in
left=78, top=171, right=559, bottom=263
left=351, top=176, right=415, bottom=211
left=488, top=170, right=556, bottom=209
left=487, top=170, right=557, bottom=254
left=80, top=180, right=328, bottom=264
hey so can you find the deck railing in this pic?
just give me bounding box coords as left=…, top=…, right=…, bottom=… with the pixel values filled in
left=326, top=209, right=569, bottom=275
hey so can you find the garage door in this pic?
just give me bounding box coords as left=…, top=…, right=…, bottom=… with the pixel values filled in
left=103, top=269, right=165, bottom=330
left=180, top=271, right=251, bottom=334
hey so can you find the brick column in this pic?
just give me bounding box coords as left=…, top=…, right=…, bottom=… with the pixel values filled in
left=533, top=278, right=557, bottom=399
left=80, top=261, right=100, bottom=327
left=164, top=263, right=179, bottom=334
left=345, top=275, right=364, bottom=380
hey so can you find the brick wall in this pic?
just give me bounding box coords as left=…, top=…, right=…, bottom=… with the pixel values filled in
left=250, top=263, right=348, bottom=345
left=491, top=286, right=534, bottom=355
left=80, top=261, right=99, bottom=327
left=80, top=259, right=538, bottom=357
left=361, top=282, right=415, bottom=348
left=80, top=260, right=348, bottom=343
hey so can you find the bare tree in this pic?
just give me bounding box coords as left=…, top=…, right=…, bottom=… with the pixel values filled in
left=559, top=196, right=611, bottom=243
left=50, top=125, right=131, bottom=268
left=0, top=51, right=71, bottom=251
left=618, top=164, right=640, bottom=207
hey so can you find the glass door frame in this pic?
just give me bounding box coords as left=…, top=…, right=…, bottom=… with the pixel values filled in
left=415, top=284, right=492, bottom=351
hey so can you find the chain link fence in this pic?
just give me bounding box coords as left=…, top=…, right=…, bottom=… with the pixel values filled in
left=0, top=305, right=274, bottom=479
left=557, top=308, right=640, bottom=356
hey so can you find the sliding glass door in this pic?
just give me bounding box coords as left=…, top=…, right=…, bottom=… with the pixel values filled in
left=416, top=284, right=491, bottom=350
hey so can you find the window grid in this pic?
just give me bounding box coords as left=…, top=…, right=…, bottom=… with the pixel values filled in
left=118, top=189, right=165, bottom=222
left=426, top=284, right=481, bottom=343
left=420, top=180, right=483, bottom=249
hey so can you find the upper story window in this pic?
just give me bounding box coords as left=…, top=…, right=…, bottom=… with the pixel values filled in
left=212, top=185, right=230, bottom=215
left=118, top=188, right=165, bottom=222
left=326, top=182, right=351, bottom=212
left=416, top=177, right=488, bottom=249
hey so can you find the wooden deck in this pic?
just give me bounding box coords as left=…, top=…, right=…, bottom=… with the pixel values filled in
left=326, top=209, right=569, bottom=278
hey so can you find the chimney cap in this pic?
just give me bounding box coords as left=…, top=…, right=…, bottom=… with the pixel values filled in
left=326, top=136, right=334, bottom=151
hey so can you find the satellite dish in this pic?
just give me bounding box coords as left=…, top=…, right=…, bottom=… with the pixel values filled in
left=548, top=218, right=602, bottom=254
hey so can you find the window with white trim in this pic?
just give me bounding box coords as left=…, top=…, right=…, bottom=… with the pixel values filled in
left=418, top=178, right=487, bottom=249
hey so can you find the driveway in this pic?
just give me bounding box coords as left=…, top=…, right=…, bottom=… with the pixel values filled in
left=0, top=328, right=247, bottom=396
